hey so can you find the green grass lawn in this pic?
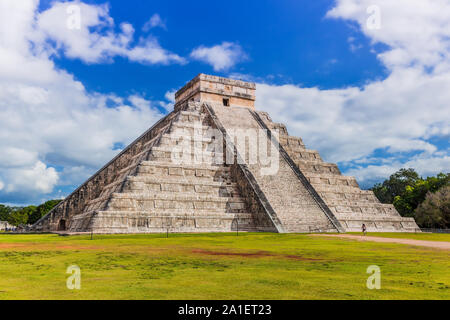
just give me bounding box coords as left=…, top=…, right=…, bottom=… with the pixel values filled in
left=0, top=232, right=449, bottom=300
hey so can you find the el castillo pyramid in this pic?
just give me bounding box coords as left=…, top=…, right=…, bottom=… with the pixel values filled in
left=33, top=74, right=419, bottom=233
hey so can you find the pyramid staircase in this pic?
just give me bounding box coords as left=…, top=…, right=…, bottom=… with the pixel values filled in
left=207, top=103, right=342, bottom=233
left=34, top=102, right=270, bottom=233
left=256, top=111, right=419, bottom=232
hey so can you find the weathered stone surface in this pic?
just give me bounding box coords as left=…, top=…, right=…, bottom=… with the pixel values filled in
left=257, top=111, right=419, bottom=232
left=208, top=104, right=342, bottom=233
left=175, top=74, right=256, bottom=110
left=32, top=74, right=419, bottom=234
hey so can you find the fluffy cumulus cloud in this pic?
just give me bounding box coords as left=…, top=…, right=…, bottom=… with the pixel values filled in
left=3, top=161, right=59, bottom=194
left=256, top=0, right=450, bottom=186
left=326, top=0, right=450, bottom=71
left=35, top=1, right=185, bottom=65
left=190, top=42, right=247, bottom=71
left=0, top=0, right=166, bottom=204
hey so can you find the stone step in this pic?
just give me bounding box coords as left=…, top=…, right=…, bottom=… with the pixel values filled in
left=268, top=122, right=289, bottom=135
left=107, top=192, right=247, bottom=212
left=150, top=145, right=222, bottom=155
left=326, top=199, right=391, bottom=208
left=283, top=225, right=336, bottom=233
left=296, top=160, right=341, bottom=175
left=279, top=135, right=305, bottom=148
left=146, top=156, right=224, bottom=167
left=94, top=209, right=257, bottom=221
left=281, top=222, right=333, bottom=228
left=157, top=139, right=219, bottom=153
left=148, top=146, right=224, bottom=164
left=331, top=203, right=398, bottom=215
left=84, top=196, right=110, bottom=211
left=115, top=161, right=143, bottom=176
left=313, top=184, right=371, bottom=194
left=137, top=161, right=231, bottom=181
left=71, top=209, right=261, bottom=233
left=100, top=176, right=130, bottom=194
left=96, top=209, right=256, bottom=219
left=306, top=172, right=358, bottom=179
left=170, top=122, right=211, bottom=135
left=126, top=175, right=236, bottom=186
left=267, top=199, right=324, bottom=208
left=134, top=172, right=234, bottom=184
left=148, top=154, right=223, bottom=166
left=338, top=215, right=415, bottom=222
left=176, top=110, right=203, bottom=122
left=307, top=175, right=359, bottom=187
left=126, top=139, right=162, bottom=163
left=110, top=192, right=246, bottom=203
left=123, top=176, right=239, bottom=196
left=285, top=148, right=322, bottom=161
left=85, top=186, right=244, bottom=211
left=159, top=133, right=214, bottom=146
left=319, top=189, right=376, bottom=198
left=139, top=160, right=230, bottom=172
left=295, top=158, right=333, bottom=166
left=281, top=217, right=335, bottom=224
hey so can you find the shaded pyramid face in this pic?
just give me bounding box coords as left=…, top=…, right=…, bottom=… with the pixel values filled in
left=33, top=74, right=419, bottom=234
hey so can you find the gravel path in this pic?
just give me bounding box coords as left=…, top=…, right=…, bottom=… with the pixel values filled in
left=311, top=234, right=450, bottom=250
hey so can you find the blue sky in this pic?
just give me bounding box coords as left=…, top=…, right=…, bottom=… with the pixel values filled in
left=44, top=0, right=387, bottom=97
left=0, top=0, right=449, bottom=205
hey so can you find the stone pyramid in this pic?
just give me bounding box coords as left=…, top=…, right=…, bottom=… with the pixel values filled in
left=33, top=74, right=419, bottom=233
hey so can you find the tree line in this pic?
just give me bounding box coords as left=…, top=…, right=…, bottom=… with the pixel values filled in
left=371, top=169, right=449, bottom=228
left=0, top=200, right=61, bottom=227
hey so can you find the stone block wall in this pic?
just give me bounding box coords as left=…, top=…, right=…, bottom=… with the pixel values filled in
left=256, top=111, right=420, bottom=232
left=32, top=74, right=420, bottom=234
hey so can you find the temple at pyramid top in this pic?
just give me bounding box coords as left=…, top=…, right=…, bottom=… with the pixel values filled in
left=174, top=73, right=256, bottom=111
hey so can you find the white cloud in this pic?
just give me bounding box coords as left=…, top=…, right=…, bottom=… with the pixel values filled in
left=345, top=155, right=450, bottom=187
left=4, top=161, right=59, bottom=194
left=159, top=90, right=176, bottom=112
left=0, top=181, right=4, bottom=191
left=164, top=90, right=176, bottom=102
left=0, top=148, right=39, bottom=168
left=126, top=37, right=186, bottom=65
left=256, top=0, right=450, bottom=185
left=58, top=165, right=94, bottom=187
left=190, top=42, right=247, bottom=71
left=36, top=1, right=184, bottom=65
left=0, top=0, right=169, bottom=202
left=327, top=0, right=450, bottom=71
left=143, top=14, right=166, bottom=31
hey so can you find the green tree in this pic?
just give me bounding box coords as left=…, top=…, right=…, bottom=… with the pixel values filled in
left=371, top=168, right=420, bottom=203
left=28, top=199, right=61, bottom=225
left=371, top=169, right=449, bottom=226
left=8, top=206, right=37, bottom=226
left=393, top=173, right=449, bottom=217
left=0, top=204, right=12, bottom=221
left=415, top=186, right=450, bottom=228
